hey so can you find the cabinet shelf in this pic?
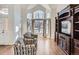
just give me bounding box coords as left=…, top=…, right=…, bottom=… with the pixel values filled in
left=75, top=21, right=79, bottom=23
left=56, top=4, right=79, bottom=55
left=75, top=30, right=79, bottom=32
left=59, top=16, right=69, bottom=20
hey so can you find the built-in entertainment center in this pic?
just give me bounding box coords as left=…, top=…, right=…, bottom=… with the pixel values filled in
left=73, top=5, right=79, bottom=55
left=55, top=4, right=79, bottom=55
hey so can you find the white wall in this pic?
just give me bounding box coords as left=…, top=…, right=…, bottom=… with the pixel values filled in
left=0, top=5, right=15, bottom=45
left=13, top=5, right=21, bottom=44
left=0, top=5, right=22, bottom=45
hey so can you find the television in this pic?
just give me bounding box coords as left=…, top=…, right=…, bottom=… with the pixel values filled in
left=61, top=20, right=71, bottom=35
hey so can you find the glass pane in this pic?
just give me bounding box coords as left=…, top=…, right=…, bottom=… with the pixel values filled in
left=34, top=20, right=43, bottom=34
left=27, top=19, right=32, bottom=32
left=33, top=10, right=44, bottom=19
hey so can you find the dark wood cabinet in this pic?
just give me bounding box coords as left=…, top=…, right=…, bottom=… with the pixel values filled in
left=55, top=4, right=79, bottom=55
left=58, top=33, right=71, bottom=54
left=57, top=5, right=74, bottom=55
left=55, top=17, right=59, bottom=45
left=73, top=5, right=79, bottom=55
left=74, top=39, right=79, bottom=55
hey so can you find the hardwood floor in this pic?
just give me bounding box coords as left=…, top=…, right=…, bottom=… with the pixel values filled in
left=36, top=36, right=65, bottom=55
left=0, top=35, right=65, bottom=55
left=37, top=38, right=50, bottom=55
left=0, top=45, right=14, bottom=55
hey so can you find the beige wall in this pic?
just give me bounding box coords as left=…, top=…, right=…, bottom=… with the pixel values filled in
left=21, top=5, right=28, bottom=37
left=50, top=6, right=57, bottom=39
left=56, top=4, right=68, bottom=12
left=50, top=4, right=69, bottom=39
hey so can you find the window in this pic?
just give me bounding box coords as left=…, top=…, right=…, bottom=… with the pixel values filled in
left=33, top=10, right=44, bottom=19
left=27, top=19, right=32, bottom=32
left=26, top=9, right=50, bottom=34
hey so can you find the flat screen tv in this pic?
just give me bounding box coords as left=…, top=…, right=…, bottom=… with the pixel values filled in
left=61, top=20, right=71, bottom=35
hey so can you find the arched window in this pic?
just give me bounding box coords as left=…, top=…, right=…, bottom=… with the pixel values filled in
left=33, top=10, right=44, bottom=19
left=26, top=9, right=51, bottom=33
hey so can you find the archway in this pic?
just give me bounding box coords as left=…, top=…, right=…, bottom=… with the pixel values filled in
left=26, top=5, right=51, bottom=38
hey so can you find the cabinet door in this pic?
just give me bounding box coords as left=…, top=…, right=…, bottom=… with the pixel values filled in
left=74, top=39, right=79, bottom=55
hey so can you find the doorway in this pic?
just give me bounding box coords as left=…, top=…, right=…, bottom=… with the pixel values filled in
left=27, top=9, right=51, bottom=38
left=33, top=19, right=43, bottom=37
left=32, top=19, right=50, bottom=38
